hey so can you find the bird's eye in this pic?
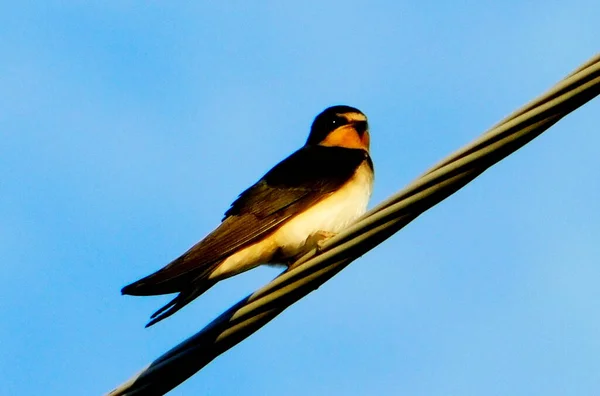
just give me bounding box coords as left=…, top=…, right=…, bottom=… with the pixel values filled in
left=332, top=116, right=347, bottom=126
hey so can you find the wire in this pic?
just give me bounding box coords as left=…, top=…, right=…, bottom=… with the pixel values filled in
left=108, top=54, right=600, bottom=396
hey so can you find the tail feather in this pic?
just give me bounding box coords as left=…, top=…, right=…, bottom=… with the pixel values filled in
left=122, top=259, right=222, bottom=327
left=121, top=258, right=191, bottom=297
left=121, top=278, right=181, bottom=296
left=144, top=280, right=217, bottom=327
left=121, top=254, right=222, bottom=297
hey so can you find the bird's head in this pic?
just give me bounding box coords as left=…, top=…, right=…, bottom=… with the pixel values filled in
left=306, top=105, right=370, bottom=151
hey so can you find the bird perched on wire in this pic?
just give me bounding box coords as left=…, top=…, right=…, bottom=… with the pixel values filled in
left=122, top=105, right=374, bottom=327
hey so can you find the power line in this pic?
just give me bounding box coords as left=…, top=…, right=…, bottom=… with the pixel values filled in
left=108, top=54, right=600, bottom=396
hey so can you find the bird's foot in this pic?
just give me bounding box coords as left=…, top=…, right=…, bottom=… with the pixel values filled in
left=286, top=231, right=338, bottom=271
left=313, top=230, right=337, bottom=252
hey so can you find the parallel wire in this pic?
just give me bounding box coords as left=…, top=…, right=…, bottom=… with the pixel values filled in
left=108, top=54, right=600, bottom=396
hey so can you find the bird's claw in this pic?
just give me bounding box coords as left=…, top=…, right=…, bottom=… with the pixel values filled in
left=314, top=231, right=337, bottom=252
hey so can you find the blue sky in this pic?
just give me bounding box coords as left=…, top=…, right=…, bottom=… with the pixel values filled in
left=1, top=2, right=599, bottom=395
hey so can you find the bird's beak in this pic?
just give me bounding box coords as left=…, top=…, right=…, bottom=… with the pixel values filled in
left=353, top=120, right=369, bottom=136
left=352, top=120, right=370, bottom=150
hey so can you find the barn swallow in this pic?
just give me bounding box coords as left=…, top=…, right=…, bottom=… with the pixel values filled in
left=122, top=105, right=374, bottom=327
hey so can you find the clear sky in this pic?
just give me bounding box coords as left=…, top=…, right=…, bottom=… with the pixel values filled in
left=1, top=2, right=599, bottom=395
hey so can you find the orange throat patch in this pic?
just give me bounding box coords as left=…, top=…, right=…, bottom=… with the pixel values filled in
left=319, top=126, right=370, bottom=150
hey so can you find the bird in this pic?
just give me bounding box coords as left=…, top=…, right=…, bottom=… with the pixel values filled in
left=122, top=105, right=374, bottom=327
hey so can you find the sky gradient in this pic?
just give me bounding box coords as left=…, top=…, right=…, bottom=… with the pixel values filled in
left=1, top=2, right=600, bottom=395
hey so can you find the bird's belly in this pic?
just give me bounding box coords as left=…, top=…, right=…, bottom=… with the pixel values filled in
left=209, top=161, right=373, bottom=280
left=272, top=162, right=373, bottom=259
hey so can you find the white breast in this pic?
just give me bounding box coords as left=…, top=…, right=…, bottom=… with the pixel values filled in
left=209, top=161, right=373, bottom=280
left=272, top=161, right=374, bottom=258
